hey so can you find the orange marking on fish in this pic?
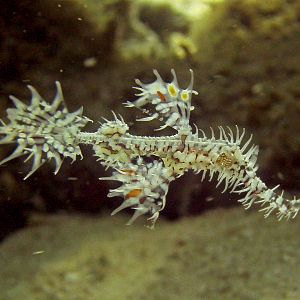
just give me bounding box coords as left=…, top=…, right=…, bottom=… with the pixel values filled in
left=125, top=188, right=142, bottom=199
left=121, top=169, right=136, bottom=176
left=157, top=90, right=166, bottom=101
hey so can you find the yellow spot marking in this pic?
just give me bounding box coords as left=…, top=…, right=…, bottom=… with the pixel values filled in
left=168, top=84, right=178, bottom=98
left=216, top=153, right=235, bottom=168
left=181, top=91, right=189, bottom=101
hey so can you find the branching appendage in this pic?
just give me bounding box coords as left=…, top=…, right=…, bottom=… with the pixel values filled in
left=1, top=70, right=300, bottom=228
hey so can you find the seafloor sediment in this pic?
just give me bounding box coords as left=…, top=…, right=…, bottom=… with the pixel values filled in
left=1, top=207, right=300, bottom=300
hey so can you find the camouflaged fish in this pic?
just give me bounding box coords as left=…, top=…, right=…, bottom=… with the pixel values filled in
left=0, top=69, right=299, bottom=228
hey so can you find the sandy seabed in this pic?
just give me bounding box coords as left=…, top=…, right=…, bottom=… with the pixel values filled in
left=1, top=207, right=300, bottom=300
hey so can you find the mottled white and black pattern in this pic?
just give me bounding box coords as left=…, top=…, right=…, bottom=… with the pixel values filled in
left=0, top=82, right=91, bottom=179
left=0, top=69, right=299, bottom=228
